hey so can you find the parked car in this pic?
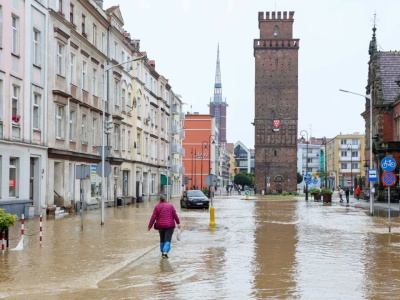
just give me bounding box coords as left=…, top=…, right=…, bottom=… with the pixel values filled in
left=180, top=190, right=209, bottom=209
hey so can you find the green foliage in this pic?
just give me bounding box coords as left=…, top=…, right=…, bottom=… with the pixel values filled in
left=202, top=187, right=209, bottom=195
left=297, top=172, right=303, bottom=184
left=234, top=172, right=252, bottom=189
left=0, top=209, right=17, bottom=233
left=281, top=191, right=289, bottom=196
left=309, top=188, right=321, bottom=196
left=320, top=188, right=333, bottom=195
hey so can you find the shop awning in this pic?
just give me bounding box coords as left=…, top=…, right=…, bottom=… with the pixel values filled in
left=160, top=174, right=171, bottom=185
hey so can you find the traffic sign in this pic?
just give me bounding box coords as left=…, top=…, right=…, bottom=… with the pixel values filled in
left=205, top=174, right=217, bottom=186
left=245, top=190, right=250, bottom=195
left=381, top=157, right=396, bottom=172
left=305, top=173, right=311, bottom=180
left=312, top=178, right=318, bottom=184
left=382, top=171, right=397, bottom=187
left=96, top=162, right=112, bottom=177
left=347, top=179, right=351, bottom=184
left=368, top=169, right=378, bottom=182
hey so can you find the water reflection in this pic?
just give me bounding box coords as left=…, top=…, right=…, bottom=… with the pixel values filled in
left=2, top=197, right=400, bottom=299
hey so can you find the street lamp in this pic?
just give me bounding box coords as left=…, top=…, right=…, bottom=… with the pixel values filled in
left=339, top=89, right=374, bottom=215
left=300, top=130, right=309, bottom=201
left=347, top=144, right=353, bottom=193
left=209, top=134, right=216, bottom=227
left=101, top=54, right=146, bottom=225
left=200, top=141, right=208, bottom=189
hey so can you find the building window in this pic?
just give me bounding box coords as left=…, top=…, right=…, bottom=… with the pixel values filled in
left=122, top=129, right=125, bottom=151
left=92, top=68, right=98, bottom=96
left=70, top=3, right=74, bottom=24
left=56, top=105, right=64, bottom=138
left=151, top=173, right=156, bottom=193
left=56, top=43, right=64, bottom=75
left=274, top=25, right=279, bottom=36
left=92, top=117, right=97, bottom=146
left=137, top=133, right=141, bottom=153
left=91, top=164, right=101, bottom=198
left=351, top=139, right=358, bottom=145
left=82, top=60, right=88, bottom=90
left=114, top=125, right=120, bottom=150
left=92, top=23, right=97, bottom=46
left=114, top=41, right=118, bottom=60
left=114, top=79, right=120, bottom=106
left=69, top=110, right=76, bottom=141
left=81, top=114, right=87, bottom=143
left=341, top=163, right=347, bottom=169
left=82, top=14, right=86, bottom=36
left=122, top=88, right=125, bottom=111
left=56, top=0, right=63, bottom=13
left=12, top=15, right=19, bottom=55
left=341, top=151, right=347, bottom=157
left=127, top=130, right=131, bottom=150
left=11, top=85, right=20, bottom=123
left=9, top=157, right=18, bottom=197
left=0, top=6, right=3, bottom=47
left=33, top=94, right=40, bottom=130
left=70, top=53, right=76, bottom=84
left=341, top=139, right=347, bottom=145
left=33, top=30, right=40, bottom=66
left=101, top=32, right=106, bottom=53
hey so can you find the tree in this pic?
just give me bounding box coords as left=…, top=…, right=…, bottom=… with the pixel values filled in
left=297, top=172, right=303, bottom=184
left=234, top=172, right=252, bottom=189
left=0, top=209, right=17, bottom=234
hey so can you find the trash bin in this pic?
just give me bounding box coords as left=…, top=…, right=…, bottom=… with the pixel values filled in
left=117, top=198, right=123, bottom=206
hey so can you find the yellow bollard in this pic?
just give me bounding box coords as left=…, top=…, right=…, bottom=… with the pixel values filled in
left=209, top=205, right=216, bottom=226
left=246, top=195, right=249, bottom=200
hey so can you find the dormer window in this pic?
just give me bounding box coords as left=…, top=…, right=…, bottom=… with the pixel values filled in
left=274, top=25, right=279, bottom=36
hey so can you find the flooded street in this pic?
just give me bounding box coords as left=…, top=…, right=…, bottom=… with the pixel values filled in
left=1, top=196, right=400, bottom=299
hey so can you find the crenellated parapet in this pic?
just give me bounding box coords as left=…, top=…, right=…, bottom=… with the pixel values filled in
left=258, top=11, right=295, bottom=21
left=254, top=38, right=299, bottom=50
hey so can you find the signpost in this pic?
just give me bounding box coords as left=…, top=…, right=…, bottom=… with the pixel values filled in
left=381, top=156, right=397, bottom=233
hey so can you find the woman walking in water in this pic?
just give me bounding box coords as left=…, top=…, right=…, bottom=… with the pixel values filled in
left=148, top=195, right=181, bottom=258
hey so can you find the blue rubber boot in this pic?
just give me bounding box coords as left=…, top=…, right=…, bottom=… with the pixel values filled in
left=160, top=243, right=165, bottom=253
left=163, top=241, right=171, bottom=253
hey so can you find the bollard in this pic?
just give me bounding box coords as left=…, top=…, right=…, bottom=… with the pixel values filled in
left=39, top=214, right=43, bottom=246
left=1, top=231, right=5, bottom=254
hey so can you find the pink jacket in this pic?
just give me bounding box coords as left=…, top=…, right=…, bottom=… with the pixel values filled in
left=148, top=202, right=180, bottom=229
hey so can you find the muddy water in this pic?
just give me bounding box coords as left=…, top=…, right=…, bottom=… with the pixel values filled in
left=1, top=197, right=400, bottom=299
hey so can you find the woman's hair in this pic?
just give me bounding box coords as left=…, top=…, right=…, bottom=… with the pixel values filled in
left=160, top=195, right=166, bottom=202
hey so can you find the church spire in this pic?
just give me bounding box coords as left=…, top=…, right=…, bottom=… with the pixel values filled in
left=213, top=44, right=223, bottom=102
left=369, top=13, right=377, bottom=56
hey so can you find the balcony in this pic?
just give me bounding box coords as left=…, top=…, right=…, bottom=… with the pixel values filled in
left=171, top=104, right=179, bottom=115
left=340, top=157, right=360, bottom=162
left=180, top=148, right=185, bottom=156
left=179, top=130, right=185, bottom=139
left=171, top=125, right=180, bottom=134
left=339, top=144, right=360, bottom=150
left=180, top=112, right=185, bottom=120
left=171, top=144, right=179, bottom=154
left=171, top=164, right=180, bottom=173
left=179, top=166, right=185, bottom=174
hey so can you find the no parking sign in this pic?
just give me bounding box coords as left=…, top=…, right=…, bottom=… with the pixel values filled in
left=382, top=172, right=397, bottom=187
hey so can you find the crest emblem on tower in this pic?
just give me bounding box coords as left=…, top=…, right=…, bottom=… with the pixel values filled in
left=273, top=119, right=280, bottom=131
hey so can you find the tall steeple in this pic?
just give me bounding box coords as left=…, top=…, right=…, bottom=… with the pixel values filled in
left=214, top=44, right=223, bottom=102
left=209, top=44, right=228, bottom=143
left=369, top=13, right=377, bottom=56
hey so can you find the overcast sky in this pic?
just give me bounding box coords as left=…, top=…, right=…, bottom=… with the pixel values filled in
left=103, top=0, right=400, bottom=148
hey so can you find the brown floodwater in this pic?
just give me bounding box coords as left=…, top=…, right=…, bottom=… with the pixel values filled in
left=1, top=196, right=400, bottom=299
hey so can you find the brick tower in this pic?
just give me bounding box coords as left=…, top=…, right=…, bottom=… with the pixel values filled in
left=209, top=44, right=228, bottom=144
left=253, top=11, right=299, bottom=193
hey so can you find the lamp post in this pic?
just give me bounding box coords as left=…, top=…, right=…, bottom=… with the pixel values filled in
left=200, top=141, right=208, bottom=189
left=322, top=137, right=328, bottom=188
left=347, top=144, right=353, bottom=193
left=101, top=54, right=146, bottom=225
left=191, top=148, right=194, bottom=189
left=339, top=89, right=374, bottom=215
left=209, top=134, right=216, bottom=227
left=194, top=149, right=197, bottom=189
left=300, top=130, right=309, bottom=200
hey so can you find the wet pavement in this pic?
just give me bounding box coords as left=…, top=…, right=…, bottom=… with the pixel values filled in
left=1, top=193, right=400, bottom=299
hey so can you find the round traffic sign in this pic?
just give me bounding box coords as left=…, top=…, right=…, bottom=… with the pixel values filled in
left=347, top=179, right=351, bottom=184
left=381, top=157, right=396, bottom=172
left=382, top=171, right=397, bottom=187
left=245, top=190, right=250, bottom=195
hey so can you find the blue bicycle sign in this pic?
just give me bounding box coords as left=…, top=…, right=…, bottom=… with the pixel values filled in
left=381, top=157, right=396, bottom=172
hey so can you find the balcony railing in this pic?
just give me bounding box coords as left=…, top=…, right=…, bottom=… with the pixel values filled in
left=180, top=112, right=185, bottom=120
left=179, top=166, right=185, bottom=174
left=171, top=164, right=180, bottom=173
left=180, top=148, right=185, bottom=156
left=171, top=144, right=179, bottom=154
left=171, top=104, right=179, bottom=115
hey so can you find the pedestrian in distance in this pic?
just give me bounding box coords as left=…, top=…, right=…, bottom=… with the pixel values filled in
left=254, top=185, right=258, bottom=195
left=147, top=195, right=181, bottom=259
left=345, top=187, right=350, bottom=203
left=339, top=188, right=344, bottom=202
left=355, top=187, right=361, bottom=200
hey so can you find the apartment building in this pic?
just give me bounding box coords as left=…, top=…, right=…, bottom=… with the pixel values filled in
left=0, top=0, right=49, bottom=215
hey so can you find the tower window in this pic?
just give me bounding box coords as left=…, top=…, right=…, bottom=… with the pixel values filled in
left=274, top=26, right=279, bottom=36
